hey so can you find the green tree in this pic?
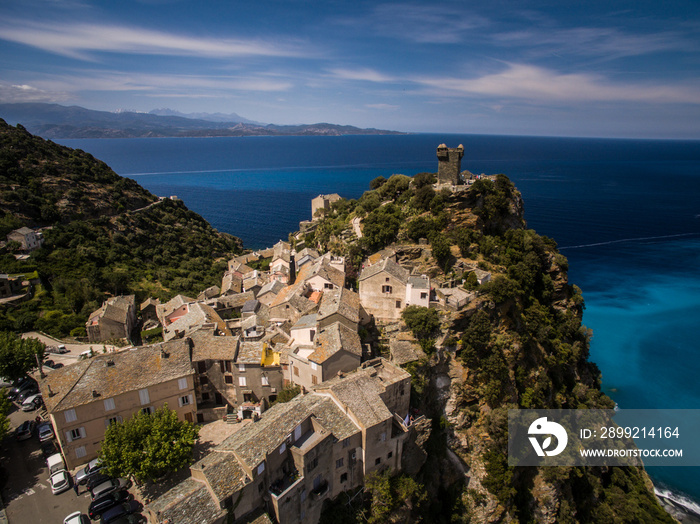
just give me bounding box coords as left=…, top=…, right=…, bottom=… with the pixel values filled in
left=401, top=305, right=440, bottom=340
left=0, top=389, right=11, bottom=441
left=430, top=233, right=451, bottom=268
left=99, top=405, right=199, bottom=482
left=369, top=176, right=387, bottom=190
left=0, top=332, right=45, bottom=381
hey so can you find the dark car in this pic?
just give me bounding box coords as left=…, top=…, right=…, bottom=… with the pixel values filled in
left=8, top=378, right=36, bottom=400
left=17, top=386, right=39, bottom=403
left=15, top=419, right=35, bottom=441
left=88, top=490, right=132, bottom=520
left=75, top=458, right=104, bottom=486
left=44, top=359, right=55, bottom=368
left=51, top=362, right=65, bottom=369
left=85, top=473, right=112, bottom=492
left=99, top=500, right=141, bottom=524
left=102, top=516, right=141, bottom=524
left=41, top=440, right=59, bottom=458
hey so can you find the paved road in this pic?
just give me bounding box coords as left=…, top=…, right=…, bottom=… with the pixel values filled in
left=21, top=332, right=118, bottom=361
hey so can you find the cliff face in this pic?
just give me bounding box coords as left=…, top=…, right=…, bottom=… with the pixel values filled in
left=310, top=173, right=673, bottom=523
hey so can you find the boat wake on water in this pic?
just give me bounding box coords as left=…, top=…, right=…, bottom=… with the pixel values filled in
left=559, top=232, right=700, bottom=250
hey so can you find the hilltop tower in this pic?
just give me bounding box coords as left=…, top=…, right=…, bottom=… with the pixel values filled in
left=437, top=144, right=464, bottom=185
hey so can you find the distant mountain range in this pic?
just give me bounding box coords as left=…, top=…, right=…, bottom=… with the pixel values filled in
left=0, top=103, right=406, bottom=139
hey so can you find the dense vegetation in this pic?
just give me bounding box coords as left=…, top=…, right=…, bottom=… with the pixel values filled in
left=315, top=172, right=672, bottom=523
left=0, top=121, right=242, bottom=336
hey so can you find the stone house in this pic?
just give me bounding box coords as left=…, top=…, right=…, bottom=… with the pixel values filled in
left=0, top=274, right=24, bottom=299
left=7, top=226, right=44, bottom=252
left=140, top=298, right=160, bottom=325
left=270, top=241, right=295, bottom=284
left=294, top=247, right=320, bottom=270
left=145, top=358, right=411, bottom=524
left=268, top=265, right=318, bottom=325
left=188, top=328, right=284, bottom=423
left=288, top=321, right=362, bottom=391
left=256, top=280, right=285, bottom=307
left=303, top=259, right=345, bottom=293
left=162, top=302, right=231, bottom=341
left=311, top=193, right=341, bottom=220
left=156, top=294, right=195, bottom=326
left=86, top=295, right=137, bottom=343
left=220, top=271, right=243, bottom=295
left=37, top=339, right=196, bottom=470
left=316, top=286, right=363, bottom=331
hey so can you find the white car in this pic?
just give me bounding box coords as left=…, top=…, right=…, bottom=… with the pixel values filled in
left=63, top=511, right=89, bottom=524
left=50, top=469, right=71, bottom=495
left=38, top=422, right=54, bottom=442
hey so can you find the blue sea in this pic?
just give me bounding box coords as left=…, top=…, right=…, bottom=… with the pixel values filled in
left=59, top=134, right=700, bottom=510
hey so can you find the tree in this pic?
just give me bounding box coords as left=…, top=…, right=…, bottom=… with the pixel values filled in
left=0, top=332, right=45, bottom=382
left=369, top=176, right=387, bottom=190
left=0, top=389, right=11, bottom=441
left=99, top=405, right=199, bottom=483
left=401, top=306, right=440, bottom=341
left=430, top=232, right=452, bottom=268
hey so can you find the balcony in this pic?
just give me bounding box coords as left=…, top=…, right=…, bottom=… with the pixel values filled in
left=310, top=480, right=329, bottom=499
left=269, top=470, right=302, bottom=500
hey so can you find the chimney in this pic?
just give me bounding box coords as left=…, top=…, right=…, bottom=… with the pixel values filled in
left=92, top=390, right=100, bottom=398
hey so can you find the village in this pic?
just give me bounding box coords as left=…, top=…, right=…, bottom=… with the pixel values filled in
left=5, top=146, right=495, bottom=524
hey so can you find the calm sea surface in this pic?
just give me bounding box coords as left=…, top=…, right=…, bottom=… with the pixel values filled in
left=59, top=134, right=700, bottom=508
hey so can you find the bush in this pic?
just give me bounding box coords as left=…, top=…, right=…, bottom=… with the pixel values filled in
left=369, top=176, right=387, bottom=190
left=402, top=305, right=440, bottom=340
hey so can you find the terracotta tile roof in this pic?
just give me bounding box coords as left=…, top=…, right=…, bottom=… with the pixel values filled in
left=309, top=322, right=361, bottom=364
left=146, top=478, right=226, bottom=524
left=308, top=291, right=323, bottom=304
left=39, top=339, right=194, bottom=413
left=189, top=329, right=240, bottom=362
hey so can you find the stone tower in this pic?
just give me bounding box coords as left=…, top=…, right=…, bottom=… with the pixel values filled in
left=436, top=144, right=464, bottom=185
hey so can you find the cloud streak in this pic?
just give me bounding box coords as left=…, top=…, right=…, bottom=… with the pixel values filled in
left=0, top=20, right=309, bottom=60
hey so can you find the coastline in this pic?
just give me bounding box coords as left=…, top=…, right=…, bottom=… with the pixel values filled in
left=656, top=485, right=700, bottom=523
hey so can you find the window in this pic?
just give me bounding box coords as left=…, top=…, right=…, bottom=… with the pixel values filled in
left=310, top=362, right=317, bottom=371
left=197, top=361, right=207, bottom=373
left=178, top=395, right=192, bottom=407
left=324, top=283, right=333, bottom=289
left=382, top=285, right=392, bottom=293
left=342, top=438, right=350, bottom=448
left=279, top=443, right=286, bottom=454
left=300, top=489, right=307, bottom=503
left=142, top=406, right=154, bottom=415
left=311, top=375, right=318, bottom=385
left=395, top=300, right=401, bottom=308
left=336, top=458, right=344, bottom=469
left=294, top=425, right=302, bottom=440
left=238, top=363, right=245, bottom=372
left=238, top=377, right=247, bottom=387
left=257, top=462, right=265, bottom=475
left=388, top=451, right=393, bottom=459
left=200, top=376, right=209, bottom=385
left=64, top=409, right=77, bottom=423
left=307, top=457, right=318, bottom=472
left=178, top=377, right=188, bottom=390
left=225, top=361, right=233, bottom=373
left=67, top=427, right=86, bottom=442
left=294, top=366, right=300, bottom=376
left=420, top=292, right=428, bottom=299
left=385, top=277, right=390, bottom=282
left=262, top=375, right=269, bottom=386
left=380, top=432, right=386, bottom=442
left=219, top=360, right=226, bottom=372
left=340, top=473, right=348, bottom=483
left=225, top=375, right=233, bottom=384
left=75, top=446, right=87, bottom=459
left=139, top=388, right=150, bottom=406
left=375, top=457, right=381, bottom=466
left=105, top=416, right=122, bottom=427
left=202, top=392, right=210, bottom=401
left=103, top=398, right=115, bottom=411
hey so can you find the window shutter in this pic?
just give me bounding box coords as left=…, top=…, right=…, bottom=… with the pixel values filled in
left=188, top=394, right=193, bottom=405
left=139, top=388, right=150, bottom=405
left=103, top=398, right=115, bottom=411
left=64, top=409, right=77, bottom=423
left=178, top=396, right=183, bottom=407
left=79, top=427, right=86, bottom=439
left=66, top=431, right=73, bottom=443
left=178, top=378, right=188, bottom=390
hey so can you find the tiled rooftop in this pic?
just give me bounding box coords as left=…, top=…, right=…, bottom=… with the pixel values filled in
left=146, top=478, right=225, bottom=524
left=190, top=450, right=250, bottom=502
left=358, top=257, right=409, bottom=284
left=317, top=287, right=360, bottom=324
left=236, top=340, right=265, bottom=364
left=309, top=322, right=361, bottom=364
left=189, top=329, right=240, bottom=362
left=39, top=339, right=194, bottom=413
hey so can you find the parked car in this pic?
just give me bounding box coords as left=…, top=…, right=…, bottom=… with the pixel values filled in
left=41, top=440, right=59, bottom=458
left=44, top=359, right=55, bottom=368
left=38, top=421, right=54, bottom=441
left=47, top=453, right=66, bottom=475
left=15, top=420, right=35, bottom=440
left=64, top=512, right=90, bottom=524
left=90, top=478, right=130, bottom=500
left=86, top=473, right=112, bottom=491
left=99, top=500, right=141, bottom=524
left=51, top=362, right=65, bottom=369
left=88, top=490, right=133, bottom=520
left=17, top=386, right=39, bottom=403
left=102, top=516, right=141, bottom=524
left=8, top=378, right=36, bottom=400
left=21, top=393, right=43, bottom=411
left=47, top=344, right=68, bottom=354
left=76, top=458, right=104, bottom=486
left=50, top=469, right=71, bottom=495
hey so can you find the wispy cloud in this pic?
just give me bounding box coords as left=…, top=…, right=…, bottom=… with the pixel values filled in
left=328, top=68, right=397, bottom=83
left=0, top=20, right=310, bottom=61
left=0, top=82, right=71, bottom=103
left=414, top=63, right=700, bottom=104
left=491, top=26, right=696, bottom=60
left=365, top=103, right=399, bottom=110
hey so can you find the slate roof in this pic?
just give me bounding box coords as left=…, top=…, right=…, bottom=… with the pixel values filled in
left=269, top=265, right=315, bottom=314
left=190, top=451, right=250, bottom=503
left=317, top=287, right=360, bottom=325
left=219, top=394, right=358, bottom=468
left=242, top=299, right=260, bottom=314
left=146, top=478, right=226, bottom=524
left=39, top=338, right=194, bottom=413
left=164, top=302, right=230, bottom=340
left=407, top=275, right=429, bottom=289
left=235, top=340, right=265, bottom=364
left=257, top=280, right=284, bottom=299
left=216, top=291, right=256, bottom=310
left=291, top=313, right=317, bottom=331
left=309, top=322, right=362, bottom=364
left=389, top=337, right=426, bottom=366
left=358, top=257, right=409, bottom=284
left=306, top=259, right=345, bottom=288
left=156, top=294, right=195, bottom=324
left=89, top=295, right=135, bottom=325
left=140, top=297, right=160, bottom=310
left=189, top=329, right=240, bottom=362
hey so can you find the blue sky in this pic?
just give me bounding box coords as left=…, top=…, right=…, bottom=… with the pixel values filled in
left=0, top=0, right=699, bottom=138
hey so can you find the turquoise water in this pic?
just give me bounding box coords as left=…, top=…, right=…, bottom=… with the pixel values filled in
left=59, top=134, right=700, bottom=505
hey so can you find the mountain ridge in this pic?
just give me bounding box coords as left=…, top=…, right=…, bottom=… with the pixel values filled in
left=0, top=103, right=407, bottom=139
